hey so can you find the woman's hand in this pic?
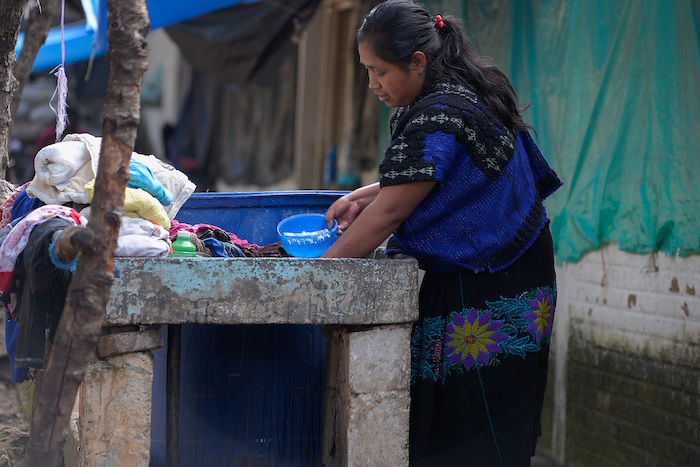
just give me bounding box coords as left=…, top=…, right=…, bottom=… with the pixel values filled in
left=325, top=196, right=362, bottom=234
left=325, top=182, right=380, bottom=234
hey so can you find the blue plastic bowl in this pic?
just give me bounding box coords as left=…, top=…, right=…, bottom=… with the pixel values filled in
left=277, top=213, right=338, bottom=258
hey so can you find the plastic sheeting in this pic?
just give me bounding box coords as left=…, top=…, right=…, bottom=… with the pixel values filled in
left=16, top=0, right=261, bottom=72
left=163, top=0, right=319, bottom=190
left=457, top=0, right=700, bottom=263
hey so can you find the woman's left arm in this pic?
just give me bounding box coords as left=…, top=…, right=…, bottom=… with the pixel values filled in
left=321, top=181, right=435, bottom=258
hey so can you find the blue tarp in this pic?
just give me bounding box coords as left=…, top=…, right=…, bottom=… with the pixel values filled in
left=456, top=0, right=700, bottom=263
left=16, top=0, right=259, bottom=72
left=16, top=21, right=98, bottom=72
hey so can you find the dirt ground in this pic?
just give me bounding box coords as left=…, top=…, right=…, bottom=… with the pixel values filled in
left=0, top=349, right=30, bottom=466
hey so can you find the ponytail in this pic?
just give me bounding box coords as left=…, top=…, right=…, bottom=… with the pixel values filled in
left=433, top=17, right=530, bottom=131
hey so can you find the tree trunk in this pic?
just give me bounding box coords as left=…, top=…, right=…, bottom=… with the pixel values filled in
left=0, top=0, right=29, bottom=180
left=11, top=0, right=63, bottom=123
left=23, top=1, right=151, bottom=465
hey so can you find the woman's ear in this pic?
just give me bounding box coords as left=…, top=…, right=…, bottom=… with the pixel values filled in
left=411, top=51, right=427, bottom=72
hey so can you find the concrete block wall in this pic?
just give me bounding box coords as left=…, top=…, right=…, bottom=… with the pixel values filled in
left=540, top=244, right=699, bottom=466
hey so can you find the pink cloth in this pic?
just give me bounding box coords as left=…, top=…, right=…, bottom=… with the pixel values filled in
left=169, top=219, right=259, bottom=251
left=0, top=205, right=88, bottom=293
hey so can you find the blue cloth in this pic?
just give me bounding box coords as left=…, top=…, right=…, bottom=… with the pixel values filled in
left=11, top=189, right=45, bottom=221
left=381, top=82, right=561, bottom=273
left=128, top=159, right=174, bottom=206
left=5, top=309, right=29, bottom=383
left=203, top=238, right=245, bottom=258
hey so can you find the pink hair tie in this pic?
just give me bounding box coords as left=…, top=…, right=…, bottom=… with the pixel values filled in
left=435, top=15, right=445, bottom=29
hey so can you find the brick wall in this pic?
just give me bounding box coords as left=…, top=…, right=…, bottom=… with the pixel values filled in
left=538, top=245, right=700, bottom=466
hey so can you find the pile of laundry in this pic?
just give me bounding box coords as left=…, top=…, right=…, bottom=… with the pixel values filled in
left=1, top=133, right=290, bottom=386
left=0, top=133, right=200, bottom=383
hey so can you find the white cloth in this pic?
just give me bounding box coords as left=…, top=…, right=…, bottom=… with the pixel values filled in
left=27, top=133, right=196, bottom=219
left=34, top=140, right=91, bottom=190
left=117, top=217, right=171, bottom=258
left=27, top=139, right=95, bottom=204
left=119, top=215, right=170, bottom=240
left=116, top=235, right=171, bottom=258
left=80, top=207, right=171, bottom=257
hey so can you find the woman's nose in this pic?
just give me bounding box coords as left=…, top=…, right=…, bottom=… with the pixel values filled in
left=368, top=73, right=379, bottom=90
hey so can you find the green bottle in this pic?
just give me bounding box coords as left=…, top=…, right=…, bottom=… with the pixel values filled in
left=171, top=230, right=197, bottom=257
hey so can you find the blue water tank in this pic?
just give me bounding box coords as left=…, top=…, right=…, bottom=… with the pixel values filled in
left=150, top=191, right=347, bottom=466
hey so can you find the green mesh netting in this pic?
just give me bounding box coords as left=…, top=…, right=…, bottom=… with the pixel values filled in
left=417, top=0, right=700, bottom=263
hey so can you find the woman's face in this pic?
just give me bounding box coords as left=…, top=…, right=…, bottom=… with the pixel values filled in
left=359, top=41, right=426, bottom=108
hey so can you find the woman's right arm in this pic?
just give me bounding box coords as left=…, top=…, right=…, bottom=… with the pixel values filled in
left=325, top=182, right=380, bottom=234
left=322, top=181, right=435, bottom=258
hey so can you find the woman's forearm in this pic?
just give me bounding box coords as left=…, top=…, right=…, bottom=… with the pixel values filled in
left=347, top=182, right=380, bottom=211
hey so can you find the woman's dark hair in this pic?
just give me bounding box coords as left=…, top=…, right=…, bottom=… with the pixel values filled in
left=357, top=0, right=530, bottom=131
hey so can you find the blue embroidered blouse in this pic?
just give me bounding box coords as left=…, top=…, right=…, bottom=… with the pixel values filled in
left=380, top=82, right=562, bottom=273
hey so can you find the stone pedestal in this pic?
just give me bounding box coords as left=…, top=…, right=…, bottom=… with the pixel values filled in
left=78, top=353, right=154, bottom=467
left=77, top=256, right=418, bottom=466
left=323, top=324, right=412, bottom=467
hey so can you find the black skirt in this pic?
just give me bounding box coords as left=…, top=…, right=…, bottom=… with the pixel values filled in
left=409, top=224, right=556, bottom=467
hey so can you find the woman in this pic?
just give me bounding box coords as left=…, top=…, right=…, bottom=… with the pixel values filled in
left=322, top=1, right=562, bottom=465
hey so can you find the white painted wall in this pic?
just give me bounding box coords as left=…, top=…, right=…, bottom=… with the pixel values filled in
left=547, top=244, right=700, bottom=463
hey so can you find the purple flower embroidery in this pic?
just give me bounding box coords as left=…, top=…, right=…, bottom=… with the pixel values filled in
left=444, top=308, right=507, bottom=371
left=523, top=288, right=554, bottom=344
